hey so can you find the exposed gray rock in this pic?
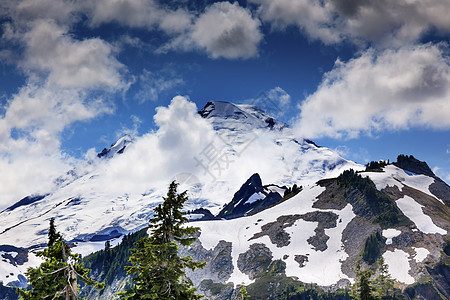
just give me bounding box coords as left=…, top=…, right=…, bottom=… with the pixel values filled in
left=249, top=211, right=338, bottom=251
left=182, top=237, right=233, bottom=286
left=314, top=180, right=348, bottom=210
left=237, top=243, right=273, bottom=280
left=294, top=255, right=308, bottom=267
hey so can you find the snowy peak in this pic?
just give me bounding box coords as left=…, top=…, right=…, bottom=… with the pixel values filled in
left=97, top=135, right=133, bottom=159
left=199, top=101, right=286, bottom=131
left=217, top=173, right=285, bottom=219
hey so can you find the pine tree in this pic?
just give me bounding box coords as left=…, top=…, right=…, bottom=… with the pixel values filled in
left=120, top=181, right=205, bottom=299
left=351, top=260, right=375, bottom=300
left=372, top=257, right=396, bottom=299
left=18, top=219, right=104, bottom=299
left=48, top=217, right=59, bottom=247
left=239, top=285, right=250, bottom=300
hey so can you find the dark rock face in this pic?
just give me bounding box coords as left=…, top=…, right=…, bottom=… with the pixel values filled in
left=425, top=262, right=450, bottom=299
left=4, top=195, right=47, bottom=212
left=429, top=180, right=450, bottom=206
left=237, top=243, right=273, bottom=280
left=182, top=237, right=234, bottom=286
left=294, top=255, right=308, bottom=267
left=0, top=245, right=28, bottom=266
left=302, top=211, right=339, bottom=251
left=217, top=173, right=282, bottom=220
left=314, top=180, right=348, bottom=210
left=394, top=155, right=436, bottom=178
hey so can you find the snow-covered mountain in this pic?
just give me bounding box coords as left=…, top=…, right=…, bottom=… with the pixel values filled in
left=0, top=101, right=448, bottom=299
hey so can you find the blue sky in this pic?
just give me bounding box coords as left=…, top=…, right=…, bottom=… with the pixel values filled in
left=0, top=0, right=450, bottom=206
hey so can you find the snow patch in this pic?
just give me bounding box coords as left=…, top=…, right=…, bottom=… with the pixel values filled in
left=382, top=229, right=401, bottom=245
left=365, top=165, right=444, bottom=204
left=412, top=247, right=429, bottom=262
left=247, top=192, right=265, bottom=204
left=396, top=196, right=446, bottom=234
left=383, top=249, right=414, bottom=284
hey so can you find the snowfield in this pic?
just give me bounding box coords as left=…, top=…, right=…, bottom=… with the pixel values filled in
left=365, top=165, right=443, bottom=204
left=196, top=184, right=355, bottom=286
left=395, top=196, right=446, bottom=234
left=383, top=249, right=414, bottom=284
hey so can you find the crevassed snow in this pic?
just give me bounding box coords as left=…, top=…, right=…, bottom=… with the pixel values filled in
left=412, top=247, right=429, bottom=262
left=247, top=192, right=265, bottom=204
left=396, top=196, right=446, bottom=234
left=196, top=185, right=355, bottom=286
left=382, top=229, right=401, bottom=245
left=383, top=249, right=414, bottom=284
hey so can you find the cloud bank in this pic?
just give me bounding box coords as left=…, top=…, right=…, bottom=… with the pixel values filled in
left=251, top=0, right=450, bottom=46
left=294, top=43, right=450, bottom=139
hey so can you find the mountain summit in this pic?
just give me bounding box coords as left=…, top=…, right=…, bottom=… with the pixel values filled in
left=0, top=101, right=448, bottom=299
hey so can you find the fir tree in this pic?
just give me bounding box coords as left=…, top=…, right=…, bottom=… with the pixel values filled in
left=351, top=260, right=375, bottom=300
left=48, top=217, right=59, bottom=247
left=239, top=285, right=250, bottom=300
left=372, top=257, right=396, bottom=299
left=120, top=181, right=205, bottom=299
left=18, top=219, right=104, bottom=300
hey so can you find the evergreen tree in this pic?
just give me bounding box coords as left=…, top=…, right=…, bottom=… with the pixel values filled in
left=120, top=181, right=205, bottom=299
left=351, top=260, right=375, bottom=300
left=48, top=217, right=59, bottom=247
left=372, top=257, right=396, bottom=299
left=239, top=285, right=250, bottom=300
left=18, top=219, right=104, bottom=300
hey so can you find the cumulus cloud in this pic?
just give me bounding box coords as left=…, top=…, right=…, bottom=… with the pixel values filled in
left=250, top=0, right=340, bottom=44
left=97, top=96, right=216, bottom=193
left=251, top=0, right=450, bottom=46
left=0, top=0, right=128, bottom=210
left=157, top=2, right=263, bottom=59
left=0, top=0, right=78, bottom=27
left=294, top=43, right=450, bottom=139
left=17, top=20, right=126, bottom=89
left=0, top=85, right=116, bottom=210
left=189, top=2, right=262, bottom=59
left=84, top=0, right=192, bottom=34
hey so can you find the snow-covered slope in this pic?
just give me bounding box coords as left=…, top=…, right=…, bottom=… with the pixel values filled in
left=1, top=101, right=448, bottom=293
left=185, top=162, right=448, bottom=289
left=0, top=101, right=362, bottom=287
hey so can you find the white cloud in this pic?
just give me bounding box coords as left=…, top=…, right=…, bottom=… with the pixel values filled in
left=294, top=43, right=450, bottom=139
left=0, top=1, right=128, bottom=210
left=84, top=0, right=192, bottom=34
left=83, top=1, right=262, bottom=59
left=251, top=0, right=450, bottom=46
left=134, top=69, right=184, bottom=103
left=248, top=87, right=291, bottom=117
left=158, top=2, right=263, bottom=59
left=0, top=0, right=78, bottom=27
left=0, top=85, right=116, bottom=210
left=189, top=2, right=262, bottom=59
left=18, top=20, right=126, bottom=90
left=98, top=96, right=217, bottom=193
left=250, top=0, right=340, bottom=44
